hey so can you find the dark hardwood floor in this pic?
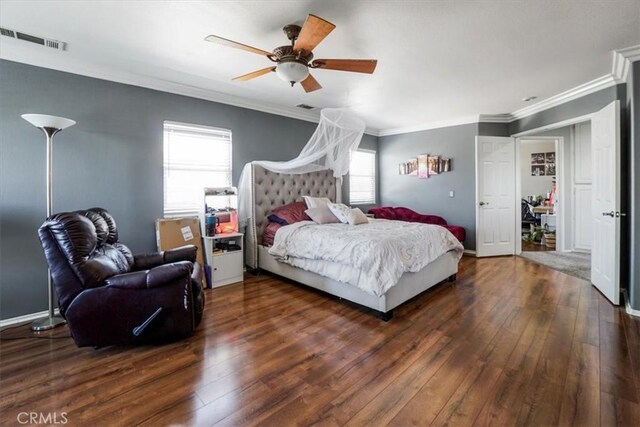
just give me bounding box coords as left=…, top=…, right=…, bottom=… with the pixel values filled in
left=1, top=256, right=639, bottom=426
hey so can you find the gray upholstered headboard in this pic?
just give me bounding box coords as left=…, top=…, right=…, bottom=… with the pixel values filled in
left=245, top=164, right=337, bottom=269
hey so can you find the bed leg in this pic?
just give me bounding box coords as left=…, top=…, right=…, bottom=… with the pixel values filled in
left=448, top=273, right=457, bottom=282
left=380, top=310, right=394, bottom=322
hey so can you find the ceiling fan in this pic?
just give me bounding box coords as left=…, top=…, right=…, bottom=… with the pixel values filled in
left=204, top=14, right=377, bottom=93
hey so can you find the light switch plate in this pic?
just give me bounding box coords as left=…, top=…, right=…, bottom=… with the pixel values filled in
left=449, top=190, right=455, bottom=198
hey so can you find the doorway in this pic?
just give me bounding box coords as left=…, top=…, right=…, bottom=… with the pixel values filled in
left=517, top=137, right=560, bottom=254
left=515, top=129, right=592, bottom=283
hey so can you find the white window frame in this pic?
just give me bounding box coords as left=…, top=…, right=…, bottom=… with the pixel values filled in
left=349, top=148, right=377, bottom=205
left=163, top=121, right=232, bottom=217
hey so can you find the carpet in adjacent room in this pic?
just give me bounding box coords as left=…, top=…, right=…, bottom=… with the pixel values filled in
left=519, top=251, right=591, bottom=281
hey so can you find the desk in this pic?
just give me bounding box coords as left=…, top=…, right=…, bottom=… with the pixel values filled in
left=532, top=206, right=553, bottom=215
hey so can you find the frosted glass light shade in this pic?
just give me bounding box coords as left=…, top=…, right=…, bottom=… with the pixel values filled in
left=22, top=114, right=76, bottom=130
left=275, top=62, right=309, bottom=83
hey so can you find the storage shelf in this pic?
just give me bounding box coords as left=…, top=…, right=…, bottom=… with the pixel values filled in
left=203, top=232, right=243, bottom=239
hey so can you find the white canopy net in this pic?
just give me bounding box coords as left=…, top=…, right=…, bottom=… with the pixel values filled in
left=238, top=108, right=366, bottom=227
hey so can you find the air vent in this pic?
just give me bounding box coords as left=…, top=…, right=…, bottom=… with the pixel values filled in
left=296, top=104, right=316, bottom=110
left=0, top=27, right=66, bottom=51
left=0, top=27, right=15, bottom=38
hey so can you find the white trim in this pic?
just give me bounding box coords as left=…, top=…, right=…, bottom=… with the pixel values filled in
left=508, top=75, right=620, bottom=121
left=511, top=113, right=594, bottom=137
left=377, top=115, right=481, bottom=137
left=463, top=249, right=476, bottom=257
left=612, top=45, right=640, bottom=82
left=478, top=114, right=511, bottom=123
left=622, top=290, right=640, bottom=318
left=379, top=74, right=618, bottom=137
left=0, top=51, right=382, bottom=136
left=0, top=309, right=61, bottom=328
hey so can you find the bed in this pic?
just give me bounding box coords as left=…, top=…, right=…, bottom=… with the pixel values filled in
left=244, top=164, right=462, bottom=320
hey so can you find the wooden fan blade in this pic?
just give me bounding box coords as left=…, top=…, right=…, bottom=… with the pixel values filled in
left=293, top=14, right=336, bottom=53
left=311, top=59, right=378, bottom=74
left=205, top=35, right=272, bottom=57
left=300, top=74, right=322, bottom=93
left=232, top=67, right=276, bottom=81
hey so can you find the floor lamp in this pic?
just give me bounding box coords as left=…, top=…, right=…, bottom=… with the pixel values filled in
left=22, top=114, right=76, bottom=331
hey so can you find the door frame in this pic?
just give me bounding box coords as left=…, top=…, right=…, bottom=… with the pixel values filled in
left=515, top=136, right=564, bottom=254
left=512, top=113, right=594, bottom=255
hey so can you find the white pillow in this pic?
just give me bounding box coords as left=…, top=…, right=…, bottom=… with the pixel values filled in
left=303, top=196, right=331, bottom=209
left=348, top=208, right=369, bottom=225
left=327, top=202, right=352, bottom=224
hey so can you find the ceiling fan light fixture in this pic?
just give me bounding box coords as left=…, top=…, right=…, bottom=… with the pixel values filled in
left=276, top=61, right=309, bottom=85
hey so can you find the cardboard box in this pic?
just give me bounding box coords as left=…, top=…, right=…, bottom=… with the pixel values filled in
left=155, top=217, right=205, bottom=267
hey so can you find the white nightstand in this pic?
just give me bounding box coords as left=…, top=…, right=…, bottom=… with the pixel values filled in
left=203, top=232, right=244, bottom=288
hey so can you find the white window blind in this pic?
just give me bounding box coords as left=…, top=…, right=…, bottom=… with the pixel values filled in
left=349, top=149, right=376, bottom=205
left=163, top=121, right=232, bottom=217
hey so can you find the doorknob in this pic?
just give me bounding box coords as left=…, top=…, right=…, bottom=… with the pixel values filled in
left=616, top=211, right=627, bottom=217
left=479, top=202, right=489, bottom=206
left=602, top=211, right=615, bottom=217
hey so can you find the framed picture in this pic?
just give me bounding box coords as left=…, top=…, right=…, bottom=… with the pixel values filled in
left=427, top=155, right=440, bottom=175
left=440, top=157, right=451, bottom=172
left=545, top=152, right=556, bottom=163
left=531, top=152, right=545, bottom=164
left=407, top=158, right=418, bottom=176
left=545, top=163, right=556, bottom=175
left=399, top=159, right=418, bottom=175
left=418, top=154, right=429, bottom=179
left=531, top=165, right=545, bottom=176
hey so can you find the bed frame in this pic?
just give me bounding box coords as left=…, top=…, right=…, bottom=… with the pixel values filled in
left=245, top=164, right=459, bottom=320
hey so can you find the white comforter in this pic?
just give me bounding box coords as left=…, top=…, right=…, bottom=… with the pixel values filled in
left=268, top=219, right=464, bottom=297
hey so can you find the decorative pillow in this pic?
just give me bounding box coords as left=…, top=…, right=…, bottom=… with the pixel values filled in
left=270, top=201, right=310, bottom=225
left=305, top=206, right=341, bottom=224
left=267, top=214, right=288, bottom=226
left=262, top=222, right=282, bottom=247
left=327, top=202, right=352, bottom=224
left=348, top=208, right=369, bottom=225
left=303, top=196, right=331, bottom=209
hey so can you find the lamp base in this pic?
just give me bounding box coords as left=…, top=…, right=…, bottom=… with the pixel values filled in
left=31, top=315, right=66, bottom=331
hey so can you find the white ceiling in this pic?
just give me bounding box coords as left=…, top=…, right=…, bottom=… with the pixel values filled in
left=1, top=1, right=639, bottom=134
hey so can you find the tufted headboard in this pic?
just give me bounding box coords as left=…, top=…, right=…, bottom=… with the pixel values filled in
left=245, top=164, right=338, bottom=269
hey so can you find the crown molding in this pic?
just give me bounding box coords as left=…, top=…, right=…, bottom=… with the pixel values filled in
left=508, top=74, right=619, bottom=121
left=0, top=52, right=382, bottom=136
left=478, top=114, right=511, bottom=123
left=377, top=115, right=481, bottom=137
left=612, top=45, right=640, bottom=82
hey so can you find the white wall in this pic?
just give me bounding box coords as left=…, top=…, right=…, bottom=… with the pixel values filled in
left=520, top=139, right=556, bottom=199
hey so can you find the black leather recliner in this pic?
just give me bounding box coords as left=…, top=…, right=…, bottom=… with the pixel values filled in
left=38, top=207, right=205, bottom=347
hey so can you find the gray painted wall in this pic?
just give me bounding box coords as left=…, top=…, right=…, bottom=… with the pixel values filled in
left=379, top=123, right=479, bottom=250
left=0, top=59, right=378, bottom=320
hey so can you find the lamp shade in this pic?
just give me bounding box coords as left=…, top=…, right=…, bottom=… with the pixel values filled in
left=22, top=114, right=76, bottom=130
left=275, top=62, right=309, bottom=83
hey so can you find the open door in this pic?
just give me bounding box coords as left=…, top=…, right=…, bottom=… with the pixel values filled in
left=591, top=100, right=621, bottom=305
left=476, top=136, right=516, bottom=257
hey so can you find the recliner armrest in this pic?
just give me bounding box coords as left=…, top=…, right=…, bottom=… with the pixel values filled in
left=147, top=261, right=193, bottom=288
left=133, top=245, right=197, bottom=270
left=164, top=245, right=197, bottom=264
left=105, top=261, right=192, bottom=289
left=105, top=271, right=149, bottom=289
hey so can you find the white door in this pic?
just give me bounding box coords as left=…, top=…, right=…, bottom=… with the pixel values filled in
left=476, top=136, right=516, bottom=257
left=591, top=100, right=621, bottom=305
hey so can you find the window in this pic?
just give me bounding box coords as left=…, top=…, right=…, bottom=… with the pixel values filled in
left=349, top=149, right=376, bottom=205
left=163, top=121, right=232, bottom=217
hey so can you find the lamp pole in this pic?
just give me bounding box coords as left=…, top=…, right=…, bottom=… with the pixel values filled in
left=21, top=114, right=76, bottom=331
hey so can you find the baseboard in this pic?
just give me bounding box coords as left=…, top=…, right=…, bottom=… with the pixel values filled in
left=0, top=309, right=61, bottom=328
left=622, top=290, right=640, bottom=318
left=463, top=249, right=476, bottom=257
